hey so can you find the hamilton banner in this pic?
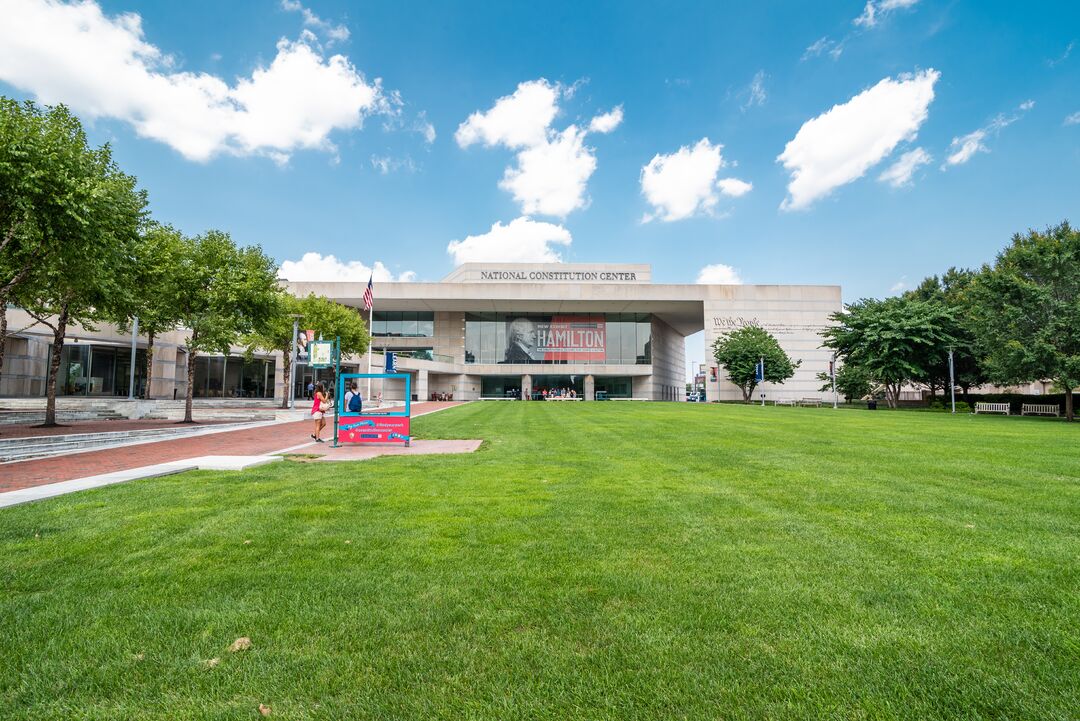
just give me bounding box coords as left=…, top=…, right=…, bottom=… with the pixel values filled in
left=504, top=315, right=606, bottom=363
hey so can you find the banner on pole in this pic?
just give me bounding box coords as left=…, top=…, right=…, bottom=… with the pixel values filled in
left=310, top=340, right=333, bottom=368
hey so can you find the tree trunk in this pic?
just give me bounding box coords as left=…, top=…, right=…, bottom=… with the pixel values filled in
left=43, top=303, right=70, bottom=427
left=1066, top=387, right=1074, bottom=422
left=143, top=330, right=155, bottom=399
left=183, top=343, right=197, bottom=423
left=281, top=344, right=291, bottom=409
left=0, top=302, right=7, bottom=380
left=886, top=382, right=900, bottom=409
left=742, top=382, right=754, bottom=403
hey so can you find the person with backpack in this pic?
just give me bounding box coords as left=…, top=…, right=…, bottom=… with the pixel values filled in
left=344, top=381, right=362, bottom=414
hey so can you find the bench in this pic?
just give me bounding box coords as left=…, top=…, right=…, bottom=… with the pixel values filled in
left=974, top=402, right=1010, bottom=415
left=797, top=398, right=822, bottom=407
left=774, top=399, right=796, bottom=406
left=1021, top=403, right=1060, bottom=417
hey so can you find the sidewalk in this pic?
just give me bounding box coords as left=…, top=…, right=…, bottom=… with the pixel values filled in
left=0, top=401, right=464, bottom=493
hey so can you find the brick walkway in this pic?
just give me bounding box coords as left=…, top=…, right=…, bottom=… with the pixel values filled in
left=0, top=402, right=464, bottom=493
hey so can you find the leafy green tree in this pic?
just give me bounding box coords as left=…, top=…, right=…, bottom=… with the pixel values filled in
left=821, top=296, right=956, bottom=409
left=904, top=267, right=987, bottom=400
left=13, top=128, right=147, bottom=425
left=817, top=360, right=874, bottom=402
left=0, top=99, right=112, bottom=380
left=109, top=224, right=186, bottom=397
left=246, top=293, right=369, bottom=409
left=173, top=230, right=281, bottom=423
left=968, top=222, right=1080, bottom=420
left=711, top=325, right=800, bottom=402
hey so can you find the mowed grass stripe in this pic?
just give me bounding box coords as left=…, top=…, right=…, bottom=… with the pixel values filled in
left=0, top=402, right=1077, bottom=720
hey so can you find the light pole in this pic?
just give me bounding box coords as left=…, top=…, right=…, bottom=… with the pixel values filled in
left=127, top=316, right=139, bottom=400
left=948, top=347, right=956, bottom=414
left=831, top=352, right=838, bottom=409
left=288, top=314, right=302, bottom=410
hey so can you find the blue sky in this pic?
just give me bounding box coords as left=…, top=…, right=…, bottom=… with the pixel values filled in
left=1, top=0, right=1078, bottom=370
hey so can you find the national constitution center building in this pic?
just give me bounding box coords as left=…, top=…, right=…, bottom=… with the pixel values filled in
left=286, top=262, right=842, bottom=402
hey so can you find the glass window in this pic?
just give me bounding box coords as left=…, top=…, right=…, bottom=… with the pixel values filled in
left=418, top=314, right=434, bottom=337
left=465, top=315, right=480, bottom=363
left=56, top=344, right=89, bottom=396
left=402, top=311, right=418, bottom=337
left=637, top=320, right=652, bottom=364
left=371, top=313, right=386, bottom=335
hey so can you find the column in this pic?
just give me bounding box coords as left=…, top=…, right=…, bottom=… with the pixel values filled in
left=522, top=374, right=532, bottom=400
left=415, top=369, right=428, bottom=402
left=584, top=374, right=595, bottom=401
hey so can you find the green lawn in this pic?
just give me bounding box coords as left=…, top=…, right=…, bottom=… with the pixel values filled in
left=1, top=403, right=1077, bottom=720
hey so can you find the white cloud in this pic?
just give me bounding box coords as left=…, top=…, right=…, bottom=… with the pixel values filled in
left=278, top=253, right=415, bottom=282
left=743, top=70, right=766, bottom=110
left=854, top=0, right=919, bottom=28
left=1047, top=40, right=1074, bottom=68
left=446, top=217, right=572, bottom=265
left=640, top=138, right=751, bottom=222
left=588, top=106, right=624, bottom=134
left=878, top=147, right=932, bottom=187
left=943, top=129, right=987, bottom=167
left=280, top=0, right=350, bottom=45
left=455, top=79, right=560, bottom=149
left=942, top=101, right=1033, bottom=169
left=1065, top=111, right=1080, bottom=126
left=716, top=177, right=753, bottom=197
left=455, top=79, right=622, bottom=218
left=370, top=155, right=416, bottom=174
left=777, top=68, right=939, bottom=210
left=803, top=36, right=843, bottom=61
left=0, top=0, right=391, bottom=163
left=890, top=277, right=908, bottom=294
left=499, top=126, right=596, bottom=217
left=697, top=263, right=743, bottom=285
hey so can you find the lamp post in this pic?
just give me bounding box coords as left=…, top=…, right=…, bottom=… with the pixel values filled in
left=948, top=347, right=956, bottom=414
left=831, top=352, right=838, bottom=409
left=127, top=316, right=138, bottom=400
left=288, top=314, right=302, bottom=410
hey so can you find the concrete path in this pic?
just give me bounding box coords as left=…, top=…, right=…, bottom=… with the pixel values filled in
left=306, top=439, right=483, bottom=462
left=0, top=401, right=466, bottom=494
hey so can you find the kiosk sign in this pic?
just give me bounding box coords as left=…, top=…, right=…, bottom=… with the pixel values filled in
left=309, top=340, right=333, bottom=368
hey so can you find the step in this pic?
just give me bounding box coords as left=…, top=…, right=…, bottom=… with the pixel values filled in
left=0, top=420, right=280, bottom=463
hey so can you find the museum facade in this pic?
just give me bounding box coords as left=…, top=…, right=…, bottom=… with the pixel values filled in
left=285, top=262, right=843, bottom=402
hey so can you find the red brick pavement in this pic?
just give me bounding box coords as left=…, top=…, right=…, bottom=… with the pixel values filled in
left=0, top=402, right=464, bottom=493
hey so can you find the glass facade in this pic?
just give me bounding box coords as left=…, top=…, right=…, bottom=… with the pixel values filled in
left=464, top=313, right=651, bottom=365
left=481, top=376, right=522, bottom=398
left=50, top=344, right=147, bottom=397
left=192, top=355, right=276, bottom=398
left=595, top=376, right=633, bottom=399
left=371, top=311, right=434, bottom=337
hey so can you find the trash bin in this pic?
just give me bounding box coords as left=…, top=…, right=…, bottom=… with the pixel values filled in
left=867, top=400, right=878, bottom=410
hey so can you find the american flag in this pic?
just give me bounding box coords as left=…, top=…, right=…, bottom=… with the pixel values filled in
left=362, top=274, right=374, bottom=311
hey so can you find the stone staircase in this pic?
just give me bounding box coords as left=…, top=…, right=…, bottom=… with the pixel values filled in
left=0, top=398, right=285, bottom=424
left=0, top=420, right=278, bottom=463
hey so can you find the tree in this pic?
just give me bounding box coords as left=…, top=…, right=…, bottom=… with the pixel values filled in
left=817, top=360, right=873, bottom=402
left=904, top=267, right=987, bottom=400
left=13, top=131, right=147, bottom=425
left=173, top=231, right=281, bottom=423
left=0, top=99, right=108, bottom=380
left=968, top=222, right=1080, bottom=421
left=245, top=293, right=370, bottom=409
left=711, top=325, right=799, bottom=402
left=821, top=296, right=956, bottom=409
left=108, top=224, right=186, bottom=397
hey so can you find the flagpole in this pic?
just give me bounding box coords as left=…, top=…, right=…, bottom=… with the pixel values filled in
left=366, top=302, right=373, bottom=405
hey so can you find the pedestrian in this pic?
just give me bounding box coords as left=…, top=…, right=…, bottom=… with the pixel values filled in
left=344, top=381, right=362, bottom=414
left=310, top=382, right=330, bottom=443
left=306, top=380, right=314, bottom=400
